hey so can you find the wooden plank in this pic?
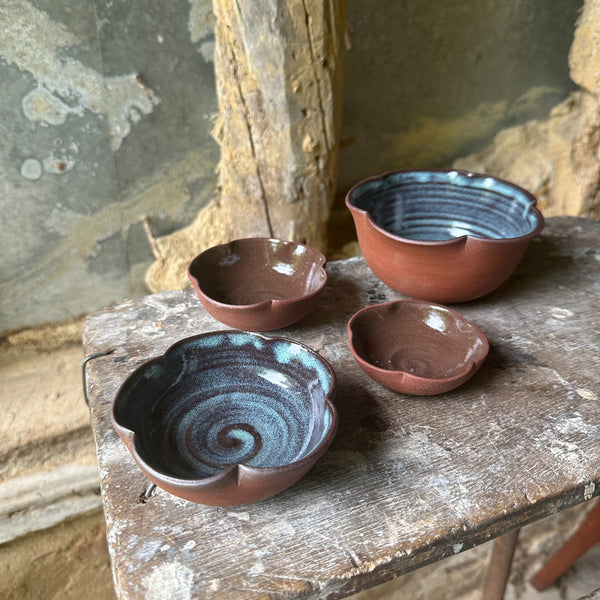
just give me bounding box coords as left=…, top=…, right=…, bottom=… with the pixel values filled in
left=84, top=216, right=600, bottom=600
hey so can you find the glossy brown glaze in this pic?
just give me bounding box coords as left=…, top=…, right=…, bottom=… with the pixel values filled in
left=348, top=300, right=489, bottom=395
left=345, top=170, right=544, bottom=303
left=188, top=238, right=327, bottom=331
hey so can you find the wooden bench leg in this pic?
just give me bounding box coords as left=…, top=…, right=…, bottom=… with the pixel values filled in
left=530, top=500, right=600, bottom=591
left=482, top=529, right=520, bottom=600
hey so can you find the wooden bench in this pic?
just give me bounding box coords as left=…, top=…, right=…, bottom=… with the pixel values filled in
left=83, top=216, right=600, bottom=599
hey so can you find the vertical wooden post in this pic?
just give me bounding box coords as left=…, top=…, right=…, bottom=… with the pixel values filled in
left=482, top=529, right=520, bottom=600
left=211, top=0, right=347, bottom=250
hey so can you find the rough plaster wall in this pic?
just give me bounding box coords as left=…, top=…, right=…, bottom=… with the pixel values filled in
left=338, top=0, right=581, bottom=192
left=145, top=0, right=347, bottom=293
left=454, top=0, right=600, bottom=220
left=0, top=0, right=219, bottom=332
left=0, top=0, right=582, bottom=331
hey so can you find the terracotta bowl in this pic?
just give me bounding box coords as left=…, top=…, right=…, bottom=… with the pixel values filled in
left=345, top=170, right=544, bottom=303
left=347, top=300, right=489, bottom=395
left=111, top=331, right=337, bottom=506
left=187, top=238, right=327, bottom=331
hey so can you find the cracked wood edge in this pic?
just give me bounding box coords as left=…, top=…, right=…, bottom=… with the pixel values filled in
left=212, top=0, right=347, bottom=250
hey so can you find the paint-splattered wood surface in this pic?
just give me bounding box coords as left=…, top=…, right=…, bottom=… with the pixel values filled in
left=84, top=217, right=600, bottom=600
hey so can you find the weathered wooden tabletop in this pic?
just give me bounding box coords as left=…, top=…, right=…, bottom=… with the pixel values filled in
left=84, top=216, right=600, bottom=600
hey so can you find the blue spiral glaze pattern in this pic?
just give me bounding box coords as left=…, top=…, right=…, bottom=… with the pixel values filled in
left=114, top=332, right=335, bottom=480
left=349, top=170, right=540, bottom=241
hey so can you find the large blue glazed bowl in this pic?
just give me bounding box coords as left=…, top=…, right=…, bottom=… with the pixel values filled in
left=346, top=170, right=544, bottom=303
left=112, top=331, right=337, bottom=505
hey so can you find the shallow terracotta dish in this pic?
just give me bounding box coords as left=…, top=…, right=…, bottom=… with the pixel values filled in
left=111, top=331, right=337, bottom=506
left=187, top=238, right=327, bottom=331
left=347, top=300, right=489, bottom=395
left=345, top=169, right=544, bottom=303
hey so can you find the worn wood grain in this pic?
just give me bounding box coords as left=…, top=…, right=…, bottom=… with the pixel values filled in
left=84, top=217, right=600, bottom=599
left=212, top=0, right=347, bottom=248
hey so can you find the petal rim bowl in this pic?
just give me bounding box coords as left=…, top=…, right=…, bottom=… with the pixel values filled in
left=111, top=330, right=338, bottom=505
left=347, top=300, right=489, bottom=395
left=187, top=238, right=328, bottom=331
left=345, top=169, right=544, bottom=303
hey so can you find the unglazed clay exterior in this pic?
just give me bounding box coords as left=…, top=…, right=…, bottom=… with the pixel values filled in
left=188, top=238, right=327, bottom=331
left=348, top=300, right=489, bottom=395
left=111, top=331, right=337, bottom=505
left=345, top=170, right=544, bottom=303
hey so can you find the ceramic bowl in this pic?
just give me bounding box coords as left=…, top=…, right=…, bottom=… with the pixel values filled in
left=187, top=238, right=327, bottom=331
left=345, top=170, right=544, bottom=303
left=111, top=331, right=337, bottom=506
left=347, top=300, right=489, bottom=395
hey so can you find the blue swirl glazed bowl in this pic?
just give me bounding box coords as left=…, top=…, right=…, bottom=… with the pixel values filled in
left=111, top=331, right=337, bottom=505
left=346, top=170, right=544, bottom=303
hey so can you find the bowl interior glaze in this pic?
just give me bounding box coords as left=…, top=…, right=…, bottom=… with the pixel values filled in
left=345, top=170, right=544, bottom=303
left=347, top=169, right=542, bottom=242
left=188, top=238, right=326, bottom=306
left=348, top=301, right=489, bottom=394
left=112, top=331, right=337, bottom=503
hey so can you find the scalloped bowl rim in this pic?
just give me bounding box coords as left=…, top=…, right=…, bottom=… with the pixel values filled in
left=345, top=169, right=545, bottom=246
left=347, top=300, right=490, bottom=384
left=111, top=331, right=338, bottom=488
left=187, top=237, right=328, bottom=309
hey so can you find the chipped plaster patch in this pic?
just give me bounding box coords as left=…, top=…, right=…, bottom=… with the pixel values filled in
left=0, top=1, right=160, bottom=152
left=188, top=0, right=215, bottom=62
left=20, top=158, right=43, bottom=180
left=144, top=561, right=194, bottom=600
left=584, top=482, right=596, bottom=501
left=104, top=74, right=161, bottom=150
left=577, top=388, right=598, bottom=401
left=22, top=87, right=83, bottom=125
left=43, top=154, right=75, bottom=174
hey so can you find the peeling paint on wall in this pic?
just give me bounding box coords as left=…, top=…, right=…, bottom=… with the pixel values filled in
left=188, top=0, right=216, bottom=62
left=20, top=158, right=43, bottom=180
left=22, top=87, right=83, bottom=125
left=103, top=74, right=161, bottom=151
left=0, top=1, right=160, bottom=153
left=0, top=0, right=219, bottom=331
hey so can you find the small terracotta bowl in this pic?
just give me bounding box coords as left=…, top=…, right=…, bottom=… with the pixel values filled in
left=111, top=331, right=337, bottom=506
left=347, top=300, right=489, bottom=395
left=187, top=238, right=327, bottom=331
left=345, top=170, right=544, bottom=303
